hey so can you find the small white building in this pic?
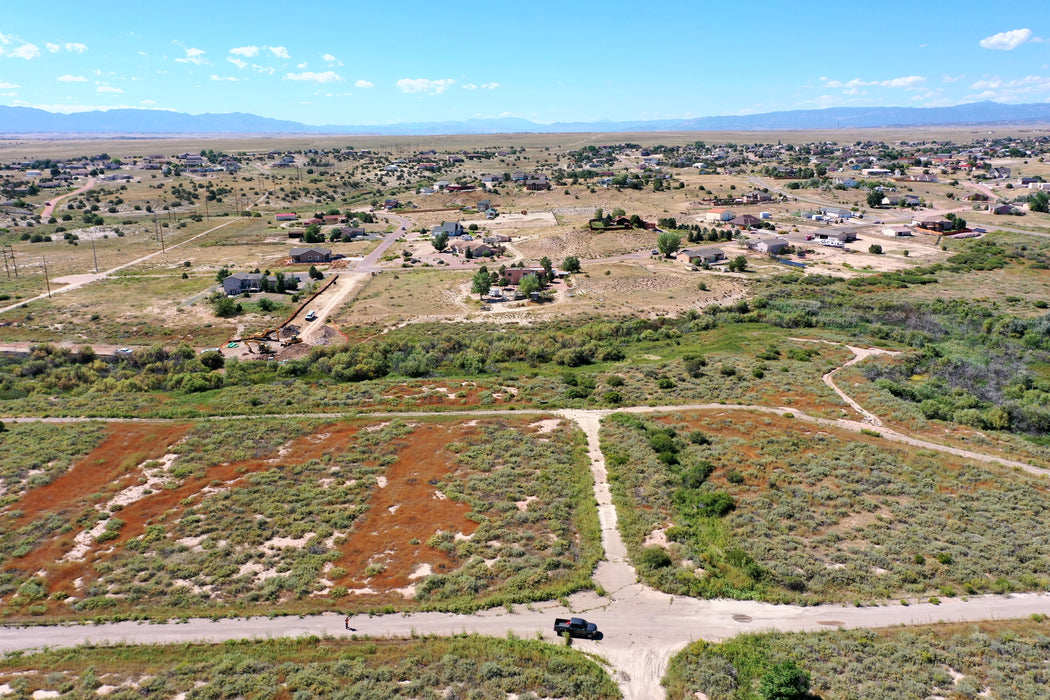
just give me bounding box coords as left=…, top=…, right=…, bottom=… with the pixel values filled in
left=705, top=208, right=734, bottom=222
left=881, top=226, right=913, bottom=238
left=759, top=212, right=771, bottom=219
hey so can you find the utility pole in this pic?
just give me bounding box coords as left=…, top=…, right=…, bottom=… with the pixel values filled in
left=42, top=255, right=52, bottom=298
left=89, top=233, right=98, bottom=273
left=1, top=245, right=8, bottom=277
left=6, top=245, right=16, bottom=277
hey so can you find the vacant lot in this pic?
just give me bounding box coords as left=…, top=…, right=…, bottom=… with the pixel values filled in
left=0, top=634, right=620, bottom=699
left=0, top=415, right=597, bottom=621
left=603, top=409, right=1050, bottom=604
left=664, top=618, right=1050, bottom=700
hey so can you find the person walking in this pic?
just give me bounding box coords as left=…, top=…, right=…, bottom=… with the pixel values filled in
left=345, top=616, right=350, bottom=630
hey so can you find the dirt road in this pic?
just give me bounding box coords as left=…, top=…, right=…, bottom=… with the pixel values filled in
left=40, top=177, right=96, bottom=220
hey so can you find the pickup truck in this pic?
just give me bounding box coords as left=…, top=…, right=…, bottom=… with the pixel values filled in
left=554, top=617, right=601, bottom=640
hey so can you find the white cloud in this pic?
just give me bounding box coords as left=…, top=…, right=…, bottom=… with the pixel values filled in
left=480, top=82, right=500, bottom=90
left=297, top=62, right=308, bottom=69
left=980, top=28, right=1032, bottom=50
left=968, top=75, right=1050, bottom=99
left=9, top=43, right=40, bottom=60
left=253, top=65, right=275, bottom=75
left=267, top=46, right=290, bottom=59
left=228, top=56, right=248, bottom=69
left=323, top=53, right=342, bottom=66
left=229, top=46, right=259, bottom=57
left=13, top=99, right=172, bottom=113
left=65, top=42, right=87, bottom=53
left=57, top=74, right=87, bottom=82
left=175, top=47, right=208, bottom=65
left=396, top=77, right=455, bottom=95
left=285, top=70, right=342, bottom=83
left=0, top=80, right=19, bottom=89
left=355, top=79, right=374, bottom=88
left=210, top=74, right=239, bottom=82
left=822, top=75, right=926, bottom=90
left=46, top=42, right=60, bottom=53
left=140, top=99, right=156, bottom=105
left=97, top=85, right=123, bottom=93
left=462, top=83, right=477, bottom=90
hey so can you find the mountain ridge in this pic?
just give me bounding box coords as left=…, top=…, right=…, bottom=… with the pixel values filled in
left=2, top=101, right=1049, bottom=136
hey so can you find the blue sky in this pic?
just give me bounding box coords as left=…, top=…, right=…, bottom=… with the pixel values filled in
left=0, top=1, right=1046, bottom=125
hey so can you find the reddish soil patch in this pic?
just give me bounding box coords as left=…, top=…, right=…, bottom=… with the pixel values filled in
left=10, top=423, right=190, bottom=528
left=5, top=423, right=191, bottom=593
left=334, top=423, right=478, bottom=594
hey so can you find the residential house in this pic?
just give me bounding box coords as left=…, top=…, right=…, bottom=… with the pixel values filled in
left=449, top=241, right=503, bottom=257
left=820, top=207, right=853, bottom=219
left=677, top=247, right=726, bottom=265
left=729, top=214, right=761, bottom=229
left=862, top=168, right=893, bottom=177
left=383, top=198, right=400, bottom=209
left=705, top=208, right=734, bottom=222
left=753, top=238, right=790, bottom=255
left=881, top=226, right=913, bottom=237
left=818, top=228, right=858, bottom=243
left=335, top=226, right=366, bottom=241
left=483, top=234, right=511, bottom=245
left=740, top=191, right=773, bottom=204
left=524, top=174, right=549, bottom=191
left=915, top=218, right=952, bottom=232
left=504, top=266, right=546, bottom=285
left=223, top=273, right=279, bottom=296
left=289, top=247, right=331, bottom=263
left=431, top=221, right=464, bottom=237
left=990, top=204, right=1021, bottom=215
left=275, top=212, right=298, bottom=222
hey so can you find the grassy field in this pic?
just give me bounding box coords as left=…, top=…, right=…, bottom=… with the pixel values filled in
left=0, top=634, right=620, bottom=699
left=0, top=415, right=599, bottom=622
left=602, top=409, right=1050, bottom=604
left=664, top=618, right=1050, bottom=700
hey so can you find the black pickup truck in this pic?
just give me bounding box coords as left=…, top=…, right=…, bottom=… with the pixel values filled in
left=554, top=617, right=601, bottom=640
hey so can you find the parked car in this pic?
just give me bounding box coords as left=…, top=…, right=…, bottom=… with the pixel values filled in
left=554, top=617, right=601, bottom=640
left=305, top=311, right=317, bottom=321
left=115, top=348, right=133, bottom=356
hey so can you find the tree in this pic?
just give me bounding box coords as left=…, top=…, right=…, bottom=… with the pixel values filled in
left=215, top=267, right=232, bottom=283
left=562, top=255, right=581, bottom=273
left=212, top=295, right=240, bottom=318
left=868, top=243, right=883, bottom=254
left=759, top=660, right=811, bottom=700
left=728, top=255, right=748, bottom=272
left=518, top=274, right=541, bottom=296
left=471, top=267, right=492, bottom=299
left=302, top=224, right=323, bottom=244
left=540, top=256, right=554, bottom=280
left=308, top=265, right=324, bottom=280
left=1030, top=191, right=1049, bottom=213
left=657, top=231, right=682, bottom=258
left=866, top=189, right=884, bottom=208
left=432, top=231, right=449, bottom=252
left=257, top=298, right=275, bottom=312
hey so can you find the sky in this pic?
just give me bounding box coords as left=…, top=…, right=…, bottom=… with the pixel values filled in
left=0, top=0, right=1047, bottom=126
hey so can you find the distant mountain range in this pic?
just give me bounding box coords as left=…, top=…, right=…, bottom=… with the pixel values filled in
left=2, top=101, right=1049, bottom=136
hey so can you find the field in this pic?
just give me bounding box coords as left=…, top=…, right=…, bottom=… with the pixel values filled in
left=0, top=634, right=620, bottom=699
left=0, top=415, right=599, bottom=622
left=602, top=409, right=1050, bottom=603
left=664, top=618, right=1050, bottom=700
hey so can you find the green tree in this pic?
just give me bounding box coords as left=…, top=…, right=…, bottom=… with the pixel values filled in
left=215, top=267, right=231, bottom=283
left=308, top=265, right=324, bottom=280
left=540, top=256, right=554, bottom=280
left=1029, top=191, right=1049, bottom=213
left=759, top=660, right=811, bottom=700
left=867, top=189, right=884, bottom=208
left=562, top=255, right=581, bottom=273
left=728, top=255, right=749, bottom=272
left=657, top=231, right=682, bottom=258
left=471, top=266, right=492, bottom=299
left=432, top=231, right=449, bottom=252
left=257, top=298, right=275, bottom=312
left=212, top=295, right=240, bottom=318
left=519, top=274, right=541, bottom=296
left=302, top=224, right=323, bottom=243
left=869, top=243, right=883, bottom=254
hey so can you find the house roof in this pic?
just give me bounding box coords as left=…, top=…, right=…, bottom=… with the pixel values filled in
left=290, top=247, right=331, bottom=256
left=681, top=246, right=725, bottom=258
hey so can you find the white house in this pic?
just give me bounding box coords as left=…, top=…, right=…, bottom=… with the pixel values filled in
left=705, top=208, right=734, bottom=222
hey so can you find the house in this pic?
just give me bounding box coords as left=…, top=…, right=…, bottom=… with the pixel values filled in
left=677, top=247, right=726, bottom=265
left=223, top=272, right=279, bottom=296
left=990, top=204, right=1021, bottom=215
left=820, top=207, right=853, bottom=220
left=524, top=175, right=549, bottom=191
left=881, top=226, right=913, bottom=237
left=476, top=200, right=491, bottom=212
left=335, top=226, right=366, bottom=241
left=818, top=228, right=858, bottom=243
left=504, top=266, right=547, bottom=285
left=483, top=234, right=511, bottom=245
left=289, top=247, right=331, bottom=263
left=862, top=168, right=893, bottom=177
left=323, top=215, right=344, bottom=225
left=383, top=198, right=400, bottom=209
left=485, top=208, right=499, bottom=219
left=753, top=238, right=790, bottom=255
left=449, top=241, right=503, bottom=257
left=741, top=191, right=773, bottom=204
left=915, top=218, right=952, bottom=232
left=729, top=214, right=762, bottom=229
left=989, top=166, right=1011, bottom=179
left=431, top=221, right=464, bottom=238
left=481, top=174, right=503, bottom=185
left=705, top=208, right=734, bottom=222
left=275, top=212, right=297, bottom=222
